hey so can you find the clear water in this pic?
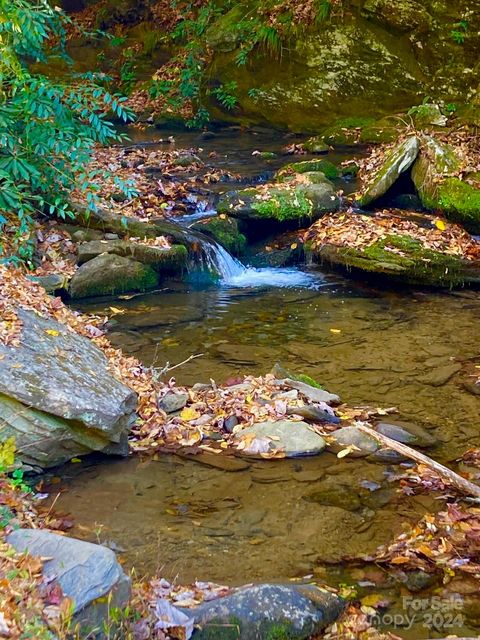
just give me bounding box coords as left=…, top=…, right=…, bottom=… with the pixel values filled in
left=53, top=129, right=480, bottom=639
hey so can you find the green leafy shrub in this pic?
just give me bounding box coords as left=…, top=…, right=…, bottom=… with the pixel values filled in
left=0, top=0, right=136, bottom=259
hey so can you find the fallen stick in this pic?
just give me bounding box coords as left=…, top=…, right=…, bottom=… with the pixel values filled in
left=356, top=423, right=480, bottom=498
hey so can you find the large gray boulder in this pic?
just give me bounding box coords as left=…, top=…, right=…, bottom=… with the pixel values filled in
left=358, top=136, right=420, bottom=207
left=235, top=420, right=326, bottom=458
left=69, top=253, right=159, bottom=299
left=0, top=308, right=136, bottom=467
left=182, top=583, right=344, bottom=639
left=7, top=529, right=131, bottom=636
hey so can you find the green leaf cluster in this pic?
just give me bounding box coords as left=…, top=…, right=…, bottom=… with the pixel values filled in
left=0, top=0, right=135, bottom=259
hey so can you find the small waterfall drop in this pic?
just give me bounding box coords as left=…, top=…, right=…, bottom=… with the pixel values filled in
left=190, top=234, right=319, bottom=289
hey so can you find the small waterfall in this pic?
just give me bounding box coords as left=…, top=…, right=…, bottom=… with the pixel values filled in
left=198, top=239, right=246, bottom=281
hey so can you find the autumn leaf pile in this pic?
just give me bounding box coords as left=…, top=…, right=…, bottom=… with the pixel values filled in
left=304, top=209, right=480, bottom=260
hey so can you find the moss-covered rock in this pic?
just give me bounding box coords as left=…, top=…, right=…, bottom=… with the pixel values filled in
left=302, top=137, right=330, bottom=154
left=277, top=160, right=340, bottom=180
left=358, top=136, right=420, bottom=207
left=191, top=215, right=247, bottom=255
left=218, top=176, right=339, bottom=226
left=306, top=211, right=480, bottom=287
left=411, top=137, right=480, bottom=231
left=69, top=253, right=159, bottom=298
left=77, top=239, right=187, bottom=273
left=316, top=233, right=480, bottom=287
left=362, top=0, right=431, bottom=33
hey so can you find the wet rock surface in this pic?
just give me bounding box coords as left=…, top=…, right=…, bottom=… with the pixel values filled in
left=182, top=583, right=345, bottom=640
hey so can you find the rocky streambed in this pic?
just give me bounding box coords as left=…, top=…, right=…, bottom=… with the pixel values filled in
left=3, top=125, right=480, bottom=639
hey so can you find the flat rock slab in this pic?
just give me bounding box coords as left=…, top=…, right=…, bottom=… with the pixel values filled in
left=235, top=420, right=326, bottom=458
left=182, top=583, right=344, bottom=640
left=7, top=529, right=131, bottom=633
left=0, top=308, right=136, bottom=467
left=417, top=363, right=462, bottom=386
left=358, top=136, right=420, bottom=207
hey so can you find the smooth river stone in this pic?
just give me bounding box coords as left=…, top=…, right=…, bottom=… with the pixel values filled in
left=235, top=420, right=326, bottom=458
left=180, top=583, right=345, bottom=640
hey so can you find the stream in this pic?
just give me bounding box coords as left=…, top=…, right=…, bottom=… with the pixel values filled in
left=50, top=128, right=480, bottom=639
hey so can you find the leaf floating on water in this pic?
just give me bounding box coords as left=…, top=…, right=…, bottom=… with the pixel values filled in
left=337, top=445, right=358, bottom=458
left=109, top=306, right=125, bottom=315
left=45, top=329, right=59, bottom=336
left=435, top=219, right=446, bottom=231
left=330, top=328, right=341, bottom=334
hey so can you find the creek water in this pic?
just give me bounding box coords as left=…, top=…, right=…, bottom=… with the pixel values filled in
left=52, top=129, right=480, bottom=638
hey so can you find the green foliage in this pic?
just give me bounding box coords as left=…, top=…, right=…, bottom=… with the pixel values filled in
left=451, top=19, right=468, bottom=44
left=211, top=81, right=238, bottom=110
left=315, top=0, right=333, bottom=22
left=0, top=0, right=136, bottom=258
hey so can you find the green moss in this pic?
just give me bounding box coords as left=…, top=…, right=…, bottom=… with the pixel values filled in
left=264, top=621, right=295, bottom=640
left=338, top=233, right=466, bottom=287
left=320, top=117, right=376, bottom=145
left=192, top=216, right=247, bottom=255
left=252, top=190, right=313, bottom=222
left=280, top=159, right=339, bottom=180
left=436, top=177, right=480, bottom=232
left=193, top=616, right=242, bottom=639
left=295, top=374, right=324, bottom=389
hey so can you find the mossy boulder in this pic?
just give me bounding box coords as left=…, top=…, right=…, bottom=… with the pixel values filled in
left=77, top=239, right=187, bottom=273
left=411, top=137, right=480, bottom=232
left=69, top=253, right=159, bottom=299
left=302, top=137, right=330, bottom=154
left=191, top=215, right=247, bottom=255
left=362, top=0, right=431, bottom=33
left=277, top=160, right=340, bottom=180
left=218, top=176, right=339, bottom=226
left=358, top=136, right=420, bottom=207
left=306, top=211, right=480, bottom=288
left=316, top=233, right=480, bottom=287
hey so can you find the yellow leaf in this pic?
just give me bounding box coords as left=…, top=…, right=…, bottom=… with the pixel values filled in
left=180, top=407, right=200, bottom=421
left=390, top=556, right=411, bottom=564
left=219, top=213, right=227, bottom=219
left=45, top=329, right=59, bottom=336
left=109, top=306, right=125, bottom=315
left=70, top=457, right=82, bottom=463
left=435, top=219, right=446, bottom=231
left=337, top=446, right=355, bottom=458
left=361, top=594, right=385, bottom=608
left=330, top=328, right=341, bottom=334
left=290, top=243, right=298, bottom=250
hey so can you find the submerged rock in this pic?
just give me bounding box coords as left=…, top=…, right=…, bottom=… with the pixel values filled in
left=375, top=421, right=437, bottom=447
left=358, top=136, right=420, bottom=207
left=235, top=420, right=326, bottom=458
left=182, top=583, right=344, bottom=639
left=278, top=159, right=340, bottom=180
left=0, top=308, right=136, bottom=467
left=305, top=484, right=361, bottom=511
left=7, top=529, right=131, bottom=635
left=69, top=253, right=159, bottom=299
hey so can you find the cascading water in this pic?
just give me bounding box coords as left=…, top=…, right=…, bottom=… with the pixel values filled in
left=188, top=232, right=319, bottom=289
